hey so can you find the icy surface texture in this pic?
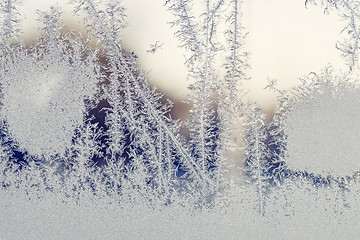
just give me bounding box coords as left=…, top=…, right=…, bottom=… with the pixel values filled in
left=0, top=0, right=360, bottom=239
left=277, top=69, right=360, bottom=176
left=1, top=37, right=98, bottom=158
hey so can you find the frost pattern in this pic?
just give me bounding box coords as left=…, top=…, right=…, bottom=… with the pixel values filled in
left=0, top=0, right=360, bottom=239
left=306, top=0, right=360, bottom=70
left=278, top=69, right=360, bottom=176
left=2, top=38, right=98, bottom=158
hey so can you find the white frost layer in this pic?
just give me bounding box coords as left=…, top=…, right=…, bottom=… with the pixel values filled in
left=1, top=181, right=359, bottom=240
left=1, top=46, right=98, bottom=158
left=284, top=85, right=360, bottom=176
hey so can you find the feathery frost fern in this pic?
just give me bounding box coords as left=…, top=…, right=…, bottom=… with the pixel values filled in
left=0, top=0, right=360, bottom=239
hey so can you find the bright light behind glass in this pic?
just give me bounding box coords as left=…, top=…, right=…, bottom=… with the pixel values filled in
left=20, top=0, right=347, bottom=113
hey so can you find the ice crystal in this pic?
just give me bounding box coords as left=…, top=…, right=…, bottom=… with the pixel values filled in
left=0, top=0, right=360, bottom=239
left=1, top=36, right=99, bottom=159
left=278, top=69, right=360, bottom=176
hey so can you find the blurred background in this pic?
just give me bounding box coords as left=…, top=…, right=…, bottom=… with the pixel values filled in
left=18, top=0, right=347, bottom=119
